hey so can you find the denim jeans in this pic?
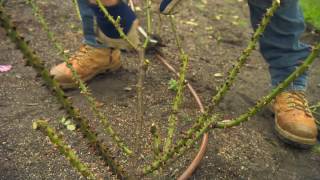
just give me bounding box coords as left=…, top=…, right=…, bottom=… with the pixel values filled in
left=77, top=0, right=127, bottom=48
left=78, top=0, right=310, bottom=91
left=248, top=0, right=310, bottom=91
left=78, top=0, right=105, bottom=48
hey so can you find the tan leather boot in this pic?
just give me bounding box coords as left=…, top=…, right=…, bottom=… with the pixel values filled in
left=50, top=45, right=121, bottom=89
left=273, top=91, right=318, bottom=147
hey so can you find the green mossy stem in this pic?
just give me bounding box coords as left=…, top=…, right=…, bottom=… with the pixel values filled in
left=163, top=16, right=190, bottom=153
left=27, top=0, right=132, bottom=156
left=33, top=120, right=97, bottom=180
left=135, top=49, right=147, bottom=153
left=0, top=7, right=128, bottom=179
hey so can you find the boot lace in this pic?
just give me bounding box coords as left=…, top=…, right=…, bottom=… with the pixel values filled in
left=69, top=45, right=92, bottom=67
left=286, top=92, right=312, bottom=116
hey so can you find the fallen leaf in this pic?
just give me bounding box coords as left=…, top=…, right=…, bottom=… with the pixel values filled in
left=64, top=120, right=71, bottom=125
left=95, top=101, right=104, bottom=108
left=60, top=116, right=66, bottom=123
left=124, top=87, right=132, bottom=91
left=0, top=65, right=12, bottom=72
left=185, top=19, right=198, bottom=26
left=135, top=6, right=142, bottom=11
left=67, top=124, right=76, bottom=131
left=214, top=73, right=223, bottom=77
left=32, top=122, right=38, bottom=130
left=215, top=15, right=222, bottom=20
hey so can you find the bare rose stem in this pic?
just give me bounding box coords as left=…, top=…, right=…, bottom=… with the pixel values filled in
left=163, top=15, right=190, bottom=154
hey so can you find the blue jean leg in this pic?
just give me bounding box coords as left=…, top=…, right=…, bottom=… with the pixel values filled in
left=78, top=0, right=106, bottom=47
left=248, top=0, right=311, bottom=91
left=77, top=0, right=129, bottom=47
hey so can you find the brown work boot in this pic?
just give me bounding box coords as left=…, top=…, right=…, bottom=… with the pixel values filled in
left=273, top=91, right=318, bottom=147
left=50, top=45, right=121, bottom=89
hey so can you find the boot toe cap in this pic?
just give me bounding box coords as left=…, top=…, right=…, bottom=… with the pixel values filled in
left=285, top=121, right=317, bottom=139
left=277, top=113, right=318, bottom=140
left=50, top=63, right=73, bottom=83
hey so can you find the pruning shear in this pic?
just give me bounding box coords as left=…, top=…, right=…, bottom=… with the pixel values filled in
left=138, top=26, right=158, bottom=45
left=137, top=26, right=163, bottom=50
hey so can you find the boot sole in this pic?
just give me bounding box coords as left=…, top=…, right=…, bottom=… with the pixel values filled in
left=161, top=0, right=183, bottom=15
left=58, top=63, right=121, bottom=89
left=275, top=115, right=317, bottom=148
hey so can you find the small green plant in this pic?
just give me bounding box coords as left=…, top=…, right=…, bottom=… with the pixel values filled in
left=168, top=78, right=178, bottom=92
left=60, top=116, right=76, bottom=131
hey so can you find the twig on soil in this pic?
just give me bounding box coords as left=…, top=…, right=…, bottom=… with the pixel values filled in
left=163, top=15, right=189, bottom=153
left=33, top=120, right=97, bottom=180
left=142, top=42, right=320, bottom=175
left=0, top=7, right=128, bottom=178
left=26, top=0, right=133, bottom=156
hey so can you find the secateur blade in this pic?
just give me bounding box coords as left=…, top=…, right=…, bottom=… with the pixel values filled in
left=138, top=26, right=164, bottom=52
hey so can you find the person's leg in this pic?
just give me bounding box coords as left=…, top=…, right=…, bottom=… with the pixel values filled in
left=248, top=0, right=310, bottom=91
left=50, top=0, right=138, bottom=88
left=77, top=0, right=101, bottom=47
left=248, top=0, right=317, bottom=146
left=50, top=0, right=124, bottom=88
left=89, top=0, right=139, bottom=50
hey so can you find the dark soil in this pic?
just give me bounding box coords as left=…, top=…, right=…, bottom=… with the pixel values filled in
left=1, top=0, right=320, bottom=180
